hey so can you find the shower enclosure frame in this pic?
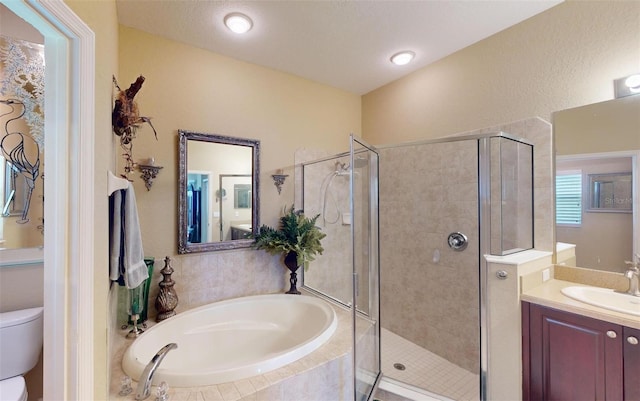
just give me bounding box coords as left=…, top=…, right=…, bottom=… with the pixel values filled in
left=378, top=131, right=534, bottom=401
left=350, top=134, right=382, bottom=401
left=298, top=133, right=382, bottom=401
left=299, top=131, right=533, bottom=400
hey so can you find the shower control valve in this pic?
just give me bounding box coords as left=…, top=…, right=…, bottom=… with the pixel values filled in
left=448, top=232, right=468, bottom=251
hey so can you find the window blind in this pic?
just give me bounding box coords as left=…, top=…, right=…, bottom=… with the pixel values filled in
left=556, top=173, right=582, bottom=225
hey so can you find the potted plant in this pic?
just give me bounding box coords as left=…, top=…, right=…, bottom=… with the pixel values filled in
left=253, top=205, right=326, bottom=294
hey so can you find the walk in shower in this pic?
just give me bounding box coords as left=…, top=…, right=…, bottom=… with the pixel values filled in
left=300, top=132, right=533, bottom=401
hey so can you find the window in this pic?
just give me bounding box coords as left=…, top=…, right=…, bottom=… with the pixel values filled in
left=556, top=172, right=582, bottom=226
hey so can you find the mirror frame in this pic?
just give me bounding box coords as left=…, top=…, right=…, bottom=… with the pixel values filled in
left=177, top=130, right=260, bottom=253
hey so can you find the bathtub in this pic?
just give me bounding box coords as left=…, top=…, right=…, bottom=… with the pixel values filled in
left=122, top=294, right=337, bottom=387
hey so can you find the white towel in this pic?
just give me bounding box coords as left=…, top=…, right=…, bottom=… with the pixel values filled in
left=109, top=182, right=149, bottom=289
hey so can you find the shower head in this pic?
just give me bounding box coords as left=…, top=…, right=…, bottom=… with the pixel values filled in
left=332, top=157, right=368, bottom=176
left=334, top=161, right=349, bottom=175
left=352, top=157, right=369, bottom=168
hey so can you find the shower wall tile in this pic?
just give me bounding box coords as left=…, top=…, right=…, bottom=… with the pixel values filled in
left=469, top=117, right=554, bottom=251
left=294, top=149, right=354, bottom=306
left=380, top=117, right=553, bottom=375
left=380, top=140, right=480, bottom=373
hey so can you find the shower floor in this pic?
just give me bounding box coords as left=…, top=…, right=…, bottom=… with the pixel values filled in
left=381, top=328, right=479, bottom=401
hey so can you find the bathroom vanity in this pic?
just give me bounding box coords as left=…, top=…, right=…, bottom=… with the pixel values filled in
left=521, top=279, right=640, bottom=401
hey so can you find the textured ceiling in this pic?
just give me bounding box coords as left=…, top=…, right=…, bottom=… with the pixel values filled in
left=116, top=0, right=562, bottom=95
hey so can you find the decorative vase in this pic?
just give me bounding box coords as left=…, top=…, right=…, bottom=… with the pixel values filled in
left=283, top=251, right=301, bottom=295
left=127, top=257, right=155, bottom=326
left=155, top=256, right=179, bottom=321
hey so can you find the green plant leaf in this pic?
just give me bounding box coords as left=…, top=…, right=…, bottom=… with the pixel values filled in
left=252, top=205, right=326, bottom=270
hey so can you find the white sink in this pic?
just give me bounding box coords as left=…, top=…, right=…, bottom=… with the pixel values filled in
left=561, top=286, right=640, bottom=317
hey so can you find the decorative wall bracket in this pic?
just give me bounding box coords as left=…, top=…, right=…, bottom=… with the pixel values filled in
left=138, top=164, right=163, bottom=191
left=272, top=173, right=288, bottom=194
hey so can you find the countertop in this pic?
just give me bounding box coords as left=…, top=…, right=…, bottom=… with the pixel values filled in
left=521, top=279, right=640, bottom=330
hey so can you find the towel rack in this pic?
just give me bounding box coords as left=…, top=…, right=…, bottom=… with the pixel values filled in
left=108, top=171, right=129, bottom=195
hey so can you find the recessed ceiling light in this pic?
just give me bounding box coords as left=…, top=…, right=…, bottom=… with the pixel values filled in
left=390, top=51, right=415, bottom=66
left=224, top=12, right=253, bottom=34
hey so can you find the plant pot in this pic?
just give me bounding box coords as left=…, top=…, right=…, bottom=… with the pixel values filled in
left=283, top=251, right=301, bottom=295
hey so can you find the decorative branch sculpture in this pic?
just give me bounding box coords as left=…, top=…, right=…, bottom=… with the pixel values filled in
left=112, top=75, right=158, bottom=176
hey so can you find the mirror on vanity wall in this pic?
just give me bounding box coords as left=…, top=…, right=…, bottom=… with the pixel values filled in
left=177, top=130, right=260, bottom=253
left=553, top=94, right=640, bottom=273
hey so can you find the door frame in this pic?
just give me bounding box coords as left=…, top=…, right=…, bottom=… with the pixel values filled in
left=1, top=1, right=96, bottom=399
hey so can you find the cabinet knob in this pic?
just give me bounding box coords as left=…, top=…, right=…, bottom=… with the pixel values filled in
left=628, top=336, right=639, bottom=345
left=606, top=330, right=617, bottom=339
left=496, top=270, right=508, bottom=280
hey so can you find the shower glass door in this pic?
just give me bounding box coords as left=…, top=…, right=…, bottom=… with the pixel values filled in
left=379, top=138, right=481, bottom=401
left=350, top=134, right=381, bottom=401
left=299, top=135, right=381, bottom=401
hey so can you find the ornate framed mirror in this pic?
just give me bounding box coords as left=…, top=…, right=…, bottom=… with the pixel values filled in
left=178, top=130, right=260, bottom=253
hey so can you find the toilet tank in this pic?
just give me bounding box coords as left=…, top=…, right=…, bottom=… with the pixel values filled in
left=0, top=307, right=43, bottom=380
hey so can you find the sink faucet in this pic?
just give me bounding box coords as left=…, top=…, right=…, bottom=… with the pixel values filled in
left=135, top=343, right=178, bottom=400
left=625, top=255, right=640, bottom=297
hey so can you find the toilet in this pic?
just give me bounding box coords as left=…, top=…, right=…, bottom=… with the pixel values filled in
left=0, top=307, right=44, bottom=401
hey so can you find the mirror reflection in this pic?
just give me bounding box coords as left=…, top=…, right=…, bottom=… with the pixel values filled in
left=178, top=130, right=259, bottom=253
left=0, top=34, right=45, bottom=250
left=587, top=172, right=632, bottom=212
left=554, top=95, right=640, bottom=273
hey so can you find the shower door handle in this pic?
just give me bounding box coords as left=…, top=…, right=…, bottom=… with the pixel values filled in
left=448, top=232, right=468, bottom=251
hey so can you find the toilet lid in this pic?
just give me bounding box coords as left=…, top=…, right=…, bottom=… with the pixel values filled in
left=0, top=376, right=28, bottom=401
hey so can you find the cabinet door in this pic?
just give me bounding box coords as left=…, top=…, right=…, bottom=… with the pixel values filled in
left=526, top=303, right=623, bottom=401
left=624, top=326, right=640, bottom=400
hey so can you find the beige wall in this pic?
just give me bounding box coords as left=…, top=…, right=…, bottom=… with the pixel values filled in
left=554, top=95, right=640, bottom=156
left=362, top=1, right=640, bottom=145
left=118, top=25, right=361, bottom=256
left=64, top=1, right=119, bottom=399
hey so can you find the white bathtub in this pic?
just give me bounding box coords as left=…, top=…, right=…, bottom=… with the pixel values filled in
left=122, top=294, right=337, bottom=387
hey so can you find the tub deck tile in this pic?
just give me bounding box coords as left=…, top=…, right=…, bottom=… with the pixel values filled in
left=276, top=364, right=296, bottom=379
left=248, top=375, right=270, bottom=392
left=233, top=379, right=256, bottom=398
left=254, top=382, right=283, bottom=401
left=217, top=382, right=241, bottom=401
left=200, top=387, right=224, bottom=401
left=262, top=370, right=282, bottom=386
left=167, top=387, right=192, bottom=401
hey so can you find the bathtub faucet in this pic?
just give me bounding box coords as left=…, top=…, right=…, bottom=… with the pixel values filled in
left=135, top=342, right=178, bottom=400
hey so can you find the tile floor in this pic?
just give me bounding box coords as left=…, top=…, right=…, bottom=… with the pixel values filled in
left=381, top=328, right=479, bottom=401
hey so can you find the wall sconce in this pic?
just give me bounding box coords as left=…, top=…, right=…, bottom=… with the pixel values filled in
left=138, top=157, right=163, bottom=191
left=614, top=73, right=640, bottom=98
left=272, top=169, right=288, bottom=195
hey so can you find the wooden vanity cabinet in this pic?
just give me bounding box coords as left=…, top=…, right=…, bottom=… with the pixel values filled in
left=521, top=302, right=639, bottom=400
left=624, top=326, right=640, bottom=400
